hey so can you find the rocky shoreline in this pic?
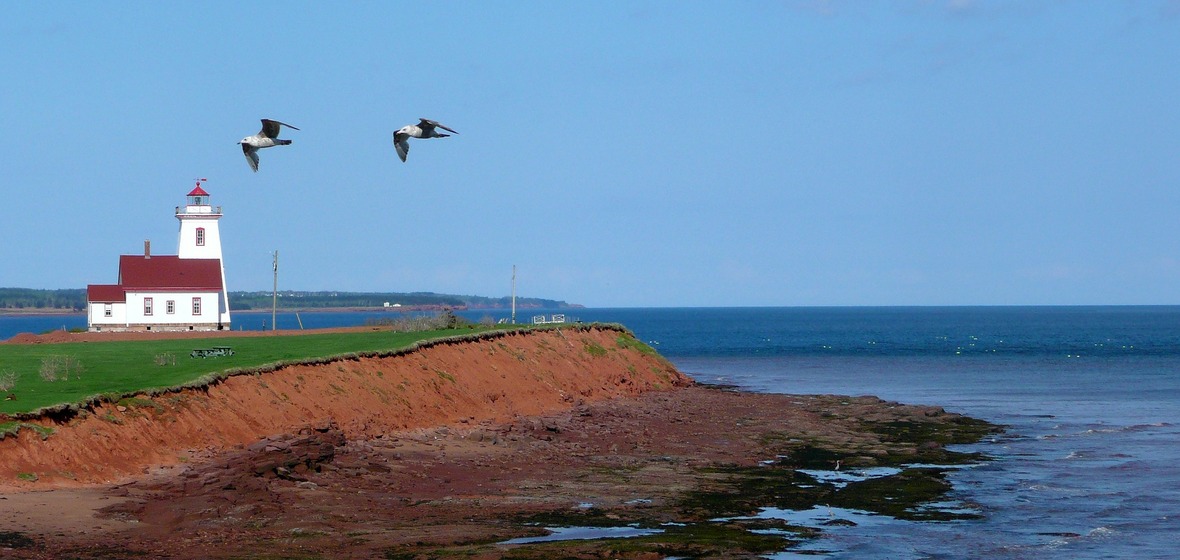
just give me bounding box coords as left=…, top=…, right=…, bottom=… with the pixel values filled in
left=0, top=328, right=999, bottom=559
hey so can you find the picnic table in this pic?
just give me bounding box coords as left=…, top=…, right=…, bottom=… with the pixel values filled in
left=190, top=346, right=235, bottom=358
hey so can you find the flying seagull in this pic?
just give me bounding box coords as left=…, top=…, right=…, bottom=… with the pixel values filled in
left=239, top=119, right=300, bottom=172
left=393, top=118, right=458, bottom=162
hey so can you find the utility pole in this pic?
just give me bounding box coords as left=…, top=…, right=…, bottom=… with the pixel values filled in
left=272, top=250, right=278, bottom=331
left=511, top=264, right=516, bottom=325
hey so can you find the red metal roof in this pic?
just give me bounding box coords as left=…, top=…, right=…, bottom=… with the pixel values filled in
left=87, top=284, right=125, bottom=303
left=187, top=185, right=210, bottom=197
left=118, top=256, right=223, bottom=291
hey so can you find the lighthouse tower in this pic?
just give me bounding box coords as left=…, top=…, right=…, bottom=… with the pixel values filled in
left=176, top=180, right=231, bottom=325
left=177, top=182, right=223, bottom=259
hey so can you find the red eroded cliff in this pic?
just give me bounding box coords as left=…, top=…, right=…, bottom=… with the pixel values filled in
left=0, top=326, right=691, bottom=488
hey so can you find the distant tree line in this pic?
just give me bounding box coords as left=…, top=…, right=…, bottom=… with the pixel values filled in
left=0, top=288, right=576, bottom=311
left=0, top=288, right=87, bottom=310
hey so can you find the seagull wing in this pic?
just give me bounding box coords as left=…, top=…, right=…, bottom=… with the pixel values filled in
left=394, top=134, right=409, bottom=162
left=416, top=119, right=437, bottom=135
left=261, top=119, right=300, bottom=138
left=260, top=119, right=281, bottom=138
left=242, top=144, right=260, bottom=172
left=418, top=118, right=457, bottom=135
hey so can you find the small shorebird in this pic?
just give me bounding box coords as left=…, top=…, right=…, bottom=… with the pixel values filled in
left=393, top=118, right=457, bottom=162
left=240, top=119, right=300, bottom=172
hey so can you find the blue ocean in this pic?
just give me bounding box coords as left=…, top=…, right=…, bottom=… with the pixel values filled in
left=3, top=306, right=1178, bottom=558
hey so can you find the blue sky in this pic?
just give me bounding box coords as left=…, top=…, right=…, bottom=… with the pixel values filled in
left=2, top=1, right=1178, bottom=307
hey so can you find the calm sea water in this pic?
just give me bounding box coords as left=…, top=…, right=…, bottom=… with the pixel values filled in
left=3, top=306, right=1178, bottom=558
left=570, top=307, right=1180, bottom=559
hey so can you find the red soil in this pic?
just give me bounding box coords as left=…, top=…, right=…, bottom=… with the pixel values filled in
left=0, top=327, right=689, bottom=489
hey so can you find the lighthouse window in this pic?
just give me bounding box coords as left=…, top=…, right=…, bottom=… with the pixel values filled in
left=192, top=297, right=202, bottom=316
left=196, top=228, right=206, bottom=246
left=144, top=297, right=153, bottom=316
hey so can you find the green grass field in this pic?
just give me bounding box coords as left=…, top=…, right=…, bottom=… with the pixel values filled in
left=0, top=327, right=503, bottom=416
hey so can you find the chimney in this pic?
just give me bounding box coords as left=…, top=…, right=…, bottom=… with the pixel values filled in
left=144, top=239, right=151, bottom=259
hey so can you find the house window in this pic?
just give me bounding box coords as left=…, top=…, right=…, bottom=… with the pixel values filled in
left=166, top=300, right=175, bottom=314
left=196, top=227, right=206, bottom=246
left=104, top=304, right=112, bottom=317
left=192, top=297, right=202, bottom=316
left=144, top=297, right=153, bottom=316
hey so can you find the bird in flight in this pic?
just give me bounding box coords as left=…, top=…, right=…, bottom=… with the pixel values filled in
left=240, top=119, right=299, bottom=172
left=393, top=118, right=458, bottom=162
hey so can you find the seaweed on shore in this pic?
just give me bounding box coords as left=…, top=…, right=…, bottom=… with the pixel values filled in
left=830, top=467, right=978, bottom=521
left=860, top=416, right=1002, bottom=446
left=0, top=531, right=36, bottom=549
left=451, top=407, right=1003, bottom=558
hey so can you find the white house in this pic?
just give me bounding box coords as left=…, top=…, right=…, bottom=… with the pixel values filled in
left=87, top=182, right=232, bottom=331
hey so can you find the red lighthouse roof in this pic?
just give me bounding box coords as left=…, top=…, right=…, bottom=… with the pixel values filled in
left=187, top=185, right=210, bottom=197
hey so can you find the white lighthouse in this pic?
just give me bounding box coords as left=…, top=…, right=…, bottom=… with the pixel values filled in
left=86, top=180, right=232, bottom=331
left=176, top=180, right=231, bottom=326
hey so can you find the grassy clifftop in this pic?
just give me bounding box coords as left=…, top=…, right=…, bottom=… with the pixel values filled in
left=1, top=326, right=527, bottom=417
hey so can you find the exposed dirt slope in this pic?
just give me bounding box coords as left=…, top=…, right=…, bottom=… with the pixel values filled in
left=0, top=327, right=690, bottom=488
